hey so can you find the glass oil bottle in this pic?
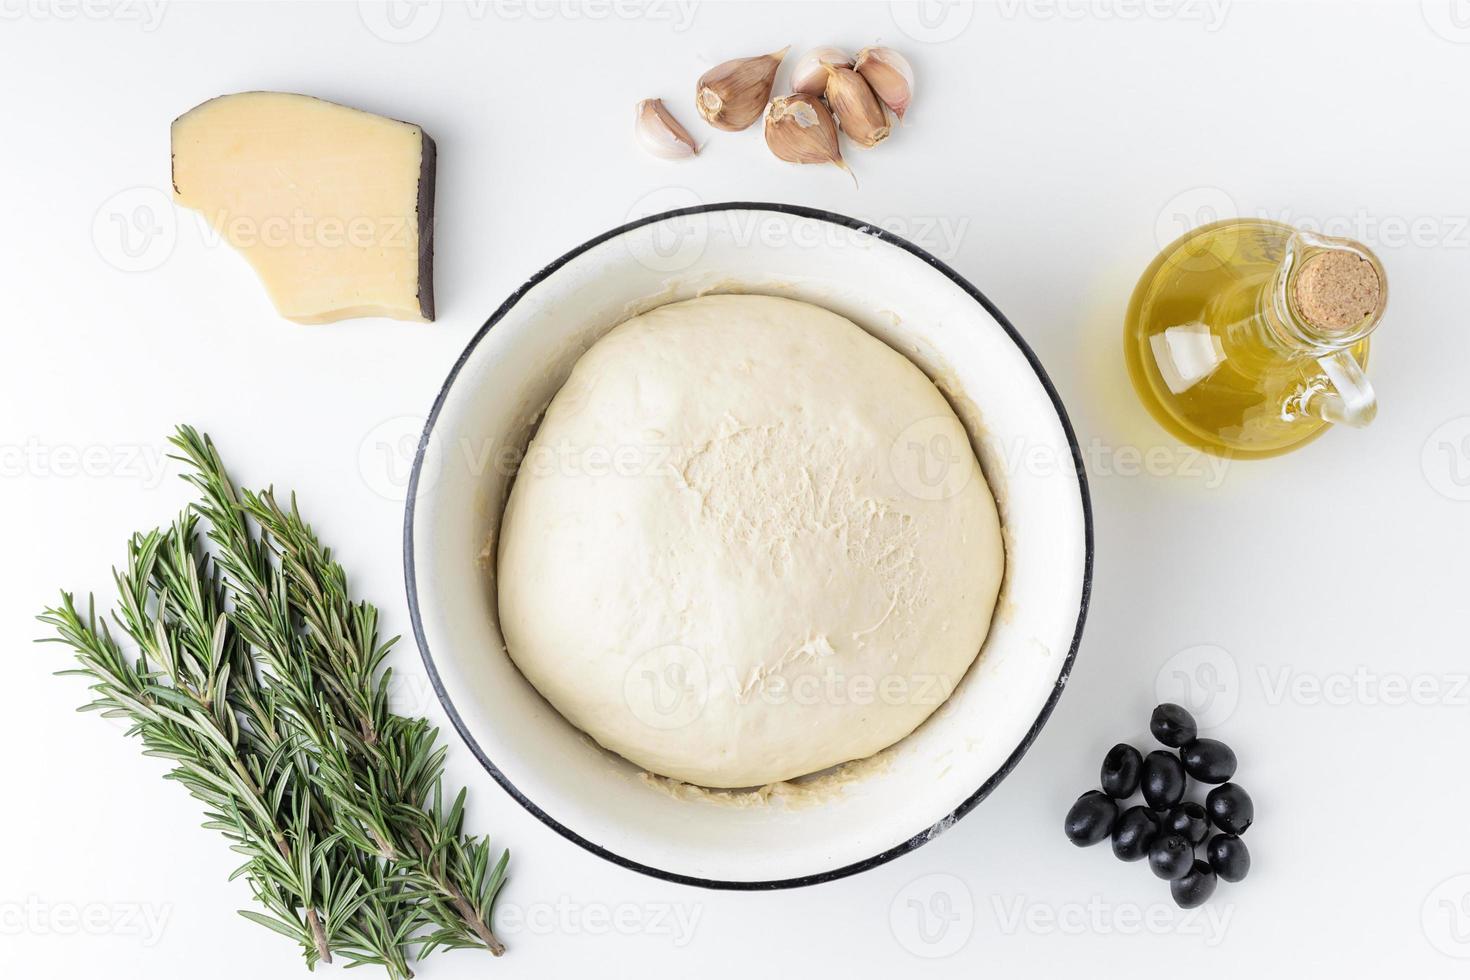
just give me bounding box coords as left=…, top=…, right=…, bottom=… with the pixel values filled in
left=1124, top=219, right=1388, bottom=458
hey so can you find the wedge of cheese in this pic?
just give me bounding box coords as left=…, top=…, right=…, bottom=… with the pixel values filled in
left=171, top=92, right=436, bottom=324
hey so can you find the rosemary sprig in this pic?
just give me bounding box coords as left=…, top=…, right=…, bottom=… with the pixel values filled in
left=136, top=519, right=418, bottom=976
left=40, top=525, right=352, bottom=970
left=171, top=425, right=509, bottom=957
left=38, top=427, right=509, bottom=976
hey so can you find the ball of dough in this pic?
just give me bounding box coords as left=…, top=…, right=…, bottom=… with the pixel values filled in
left=497, top=294, right=1003, bottom=788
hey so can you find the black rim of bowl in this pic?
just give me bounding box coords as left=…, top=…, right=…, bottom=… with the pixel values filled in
left=403, top=202, right=1095, bottom=891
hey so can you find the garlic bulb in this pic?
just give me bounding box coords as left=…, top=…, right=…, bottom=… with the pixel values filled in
left=634, top=98, right=699, bottom=159
left=696, top=47, right=789, bottom=131
left=791, top=46, right=852, bottom=96
left=854, top=46, right=913, bottom=121
left=823, top=65, right=890, bottom=148
left=764, top=93, right=853, bottom=183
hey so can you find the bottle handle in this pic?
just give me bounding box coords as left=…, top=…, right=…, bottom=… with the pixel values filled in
left=1292, top=350, right=1377, bottom=428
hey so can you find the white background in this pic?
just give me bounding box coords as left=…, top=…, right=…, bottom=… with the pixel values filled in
left=4, top=1, right=1470, bottom=977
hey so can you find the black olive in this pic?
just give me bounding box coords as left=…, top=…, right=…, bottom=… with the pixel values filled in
left=1180, top=738, right=1237, bottom=783
left=1206, top=833, right=1251, bottom=882
left=1148, top=833, right=1195, bottom=880
left=1170, top=860, right=1219, bottom=909
left=1111, top=805, right=1160, bottom=862
left=1100, top=743, right=1143, bottom=799
left=1150, top=702, right=1198, bottom=747
left=1162, top=802, right=1210, bottom=845
left=1064, top=790, right=1118, bottom=846
left=1141, top=750, right=1186, bottom=809
left=1205, top=782, right=1254, bottom=834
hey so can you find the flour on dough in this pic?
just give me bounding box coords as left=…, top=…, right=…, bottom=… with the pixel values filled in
left=496, top=294, right=1003, bottom=788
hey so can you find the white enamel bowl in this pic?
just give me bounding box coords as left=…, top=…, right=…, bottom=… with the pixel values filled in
left=405, top=204, right=1092, bottom=889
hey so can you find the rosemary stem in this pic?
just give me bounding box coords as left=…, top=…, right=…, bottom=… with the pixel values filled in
left=225, top=754, right=333, bottom=965
left=411, top=828, right=506, bottom=957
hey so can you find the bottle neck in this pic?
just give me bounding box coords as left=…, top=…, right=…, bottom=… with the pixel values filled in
left=1257, top=231, right=1386, bottom=357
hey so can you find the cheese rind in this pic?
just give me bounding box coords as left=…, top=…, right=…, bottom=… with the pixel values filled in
left=171, top=92, right=435, bottom=324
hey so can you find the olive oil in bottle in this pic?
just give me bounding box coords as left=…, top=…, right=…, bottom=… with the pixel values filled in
left=1124, top=219, right=1387, bottom=458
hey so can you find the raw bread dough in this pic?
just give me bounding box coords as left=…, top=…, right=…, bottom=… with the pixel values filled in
left=496, top=294, right=1003, bottom=788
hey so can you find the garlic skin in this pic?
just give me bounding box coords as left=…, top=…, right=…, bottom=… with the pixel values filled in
left=854, top=46, right=914, bottom=121
left=823, top=65, right=890, bottom=148
left=696, top=47, right=789, bottom=131
left=635, top=98, right=699, bottom=160
left=764, top=93, right=853, bottom=183
left=791, top=46, right=852, bottom=96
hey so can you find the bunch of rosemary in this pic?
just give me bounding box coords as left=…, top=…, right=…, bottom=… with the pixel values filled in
left=38, top=426, right=508, bottom=978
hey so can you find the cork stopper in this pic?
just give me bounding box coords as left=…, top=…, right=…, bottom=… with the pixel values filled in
left=1293, top=250, right=1381, bottom=333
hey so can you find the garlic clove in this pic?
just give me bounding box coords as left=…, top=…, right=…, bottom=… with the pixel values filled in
left=854, top=45, right=914, bottom=122
left=696, top=46, right=789, bottom=132
left=791, top=46, right=852, bottom=96
left=764, top=93, right=855, bottom=185
left=823, top=65, right=891, bottom=148
left=635, top=98, right=699, bottom=159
